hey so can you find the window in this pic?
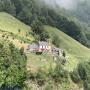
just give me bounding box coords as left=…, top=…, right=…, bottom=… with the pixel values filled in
left=40, top=46, right=42, bottom=48
left=43, top=46, right=45, bottom=49
left=46, top=46, right=47, bottom=49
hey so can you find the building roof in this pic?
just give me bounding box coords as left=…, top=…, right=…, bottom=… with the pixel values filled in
left=28, top=44, right=38, bottom=49
left=38, top=41, right=49, bottom=46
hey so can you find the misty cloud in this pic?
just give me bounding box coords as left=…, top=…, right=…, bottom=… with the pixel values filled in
left=39, top=0, right=86, bottom=10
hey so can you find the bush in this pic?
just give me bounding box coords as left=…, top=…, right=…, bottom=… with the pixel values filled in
left=51, top=63, right=68, bottom=83
left=36, top=69, right=47, bottom=86
left=52, top=35, right=60, bottom=47
left=45, top=81, right=54, bottom=90
left=31, top=20, right=49, bottom=41
left=78, top=63, right=87, bottom=80
left=70, top=70, right=81, bottom=83
left=40, top=30, right=49, bottom=41
left=20, top=47, right=24, bottom=55
left=31, top=20, right=43, bottom=35
left=70, top=61, right=90, bottom=90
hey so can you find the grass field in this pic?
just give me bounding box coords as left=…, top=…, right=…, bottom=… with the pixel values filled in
left=0, top=12, right=33, bottom=39
left=26, top=52, right=56, bottom=73
left=0, top=12, right=35, bottom=48
left=44, top=26, right=90, bottom=71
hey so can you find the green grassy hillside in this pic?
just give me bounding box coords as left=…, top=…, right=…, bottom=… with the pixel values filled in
left=0, top=12, right=89, bottom=89
left=1, top=12, right=90, bottom=72
left=0, top=12, right=34, bottom=48
left=0, top=12, right=33, bottom=38
left=45, top=26, right=90, bottom=71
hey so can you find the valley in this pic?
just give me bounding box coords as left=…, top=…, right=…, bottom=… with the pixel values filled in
left=0, top=0, right=90, bottom=90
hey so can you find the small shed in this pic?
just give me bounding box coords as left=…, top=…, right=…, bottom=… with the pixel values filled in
left=52, top=47, right=63, bottom=57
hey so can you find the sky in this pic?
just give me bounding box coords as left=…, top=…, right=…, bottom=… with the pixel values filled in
left=39, top=0, right=86, bottom=10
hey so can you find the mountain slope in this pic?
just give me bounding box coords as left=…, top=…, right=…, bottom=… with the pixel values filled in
left=0, top=0, right=90, bottom=48
left=1, top=12, right=90, bottom=72
left=45, top=26, right=90, bottom=71
left=0, top=12, right=33, bottom=38
left=0, top=12, right=34, bottom=48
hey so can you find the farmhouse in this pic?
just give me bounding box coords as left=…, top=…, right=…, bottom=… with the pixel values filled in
left=28, top=41, right=51, bottom=53
left=27, top=41, right=65, bottom=57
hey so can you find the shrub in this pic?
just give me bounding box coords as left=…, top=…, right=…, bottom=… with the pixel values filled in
left=70, top=69, right=81, bottom=83
left=36, top=69, right=47, bottom=86
left=71, top=61, right=90, bottom=90
left=2, top=34, right=5, bottom=38
left=45, top=81, right=54, bottom=90
left=40, top=30, right=49, bottom=41
left=31, top=20, right=49, bottom=41
left=52, top=35, right=60, bottom=47
left=51, top=63, right=68, bottom=83
left=20, top=47, right=24, bottom=55
left=78, top=63, right=87, bottom=80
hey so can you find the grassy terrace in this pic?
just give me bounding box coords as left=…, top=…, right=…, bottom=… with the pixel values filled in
left=26, top=52, right=56, bottom=73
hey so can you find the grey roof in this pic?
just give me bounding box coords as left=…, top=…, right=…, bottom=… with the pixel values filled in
left=28, top=44, right=38, bottom=49
left=38, top=41, right=49, bottom=46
